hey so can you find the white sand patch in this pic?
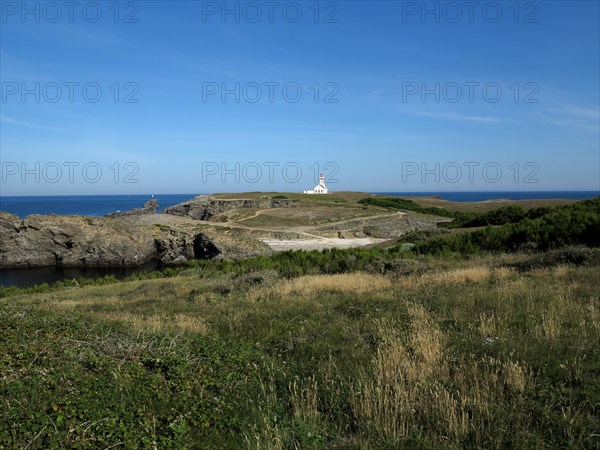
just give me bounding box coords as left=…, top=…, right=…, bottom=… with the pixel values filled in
left=259, top=237, right=387, bottom=252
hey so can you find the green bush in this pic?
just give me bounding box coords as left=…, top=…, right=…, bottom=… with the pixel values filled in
left=358, top=197, right=460, bottom=218
left=415, top=197, right=600, bottom=254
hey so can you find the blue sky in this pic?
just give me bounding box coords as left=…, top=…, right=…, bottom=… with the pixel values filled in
left=1, top=0, right=599, bottom=195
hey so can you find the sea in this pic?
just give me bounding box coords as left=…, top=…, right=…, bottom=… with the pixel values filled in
left=1, top=191, right=598, bottom=288
left=0, top=194, right=199, bottom=218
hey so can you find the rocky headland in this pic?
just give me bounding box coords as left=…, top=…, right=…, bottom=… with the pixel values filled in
left=163, top=195, right=298, bottom=220
left=0, top=211, right=269, bottom=270
left=0, top=194, right=442, bottom=270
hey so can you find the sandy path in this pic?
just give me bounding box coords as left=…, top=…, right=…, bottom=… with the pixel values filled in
left=259, top=237, right=387, bottom=252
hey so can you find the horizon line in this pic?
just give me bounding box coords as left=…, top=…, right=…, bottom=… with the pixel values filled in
left=1, top=189, right=599, bottom=198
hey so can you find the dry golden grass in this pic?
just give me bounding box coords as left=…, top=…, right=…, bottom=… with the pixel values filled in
left=406, top=304, right=444, bottom=378
left=552, top=265, right=571, bottom=277
left=478, top=311, right=499, bottom=338
left=52, top=294, right=123, bottom=310
left=586, top=303, right=600, bottom=339
left=351, top=301, right=534, bottom=445
left=397, top=266, right=513, bottom=289
left=94, top=312, right=208, bottom=334
left=246, top=273, right=392, bottom=301
left=503, top=359, right=529, bottom=393
left=353, top=305, right=450, bottom=444
left=289, top=375, right=319, bottom=423
left=533, top=312, right=561, bottom=342
left=245, top=367, right=287, bottom=450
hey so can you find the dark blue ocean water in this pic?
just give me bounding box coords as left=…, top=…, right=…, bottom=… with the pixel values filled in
left=0, top=194, right=199, bottom=218
left=375, top=191, right=599, bottom=202
left=0, top=192, right=598, bottom=218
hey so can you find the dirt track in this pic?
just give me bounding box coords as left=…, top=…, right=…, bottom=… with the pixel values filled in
left=259, top=237, right=387, bottom=251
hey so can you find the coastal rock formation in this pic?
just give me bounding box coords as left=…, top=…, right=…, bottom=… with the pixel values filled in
left=105, top=199, right=159, bottom=217
left=164, top=196, right=298, bottom=220
left=0, top=212, right=269, bottom=269
left=0, top=213, right=156, bottom=268
left=312, top=213, right=441, bottom=239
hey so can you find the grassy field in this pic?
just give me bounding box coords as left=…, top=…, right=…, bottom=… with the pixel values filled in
left=210, top=191, right=577, bottom=214
left=236, top=206, right=381, bottom=228
left=402, top=197, right=579, bottom=213
left=1, top=252, right=599, bottom=449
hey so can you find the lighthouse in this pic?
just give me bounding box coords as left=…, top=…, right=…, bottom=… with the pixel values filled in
left=304, top=173, right=328, bottom=194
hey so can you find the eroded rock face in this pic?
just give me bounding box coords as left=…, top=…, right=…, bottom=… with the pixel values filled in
left=163, top=196, right=298, bottom=220
left=105, top=199, right=159, bottom=217
left=0, top=214, right=156, bottom=268
left=0, top=212, right=270, bottom=269
left=193, top=234, right=221, bottom=259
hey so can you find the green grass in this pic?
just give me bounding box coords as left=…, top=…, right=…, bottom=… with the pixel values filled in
left=1, top=253, right=599, bottom=449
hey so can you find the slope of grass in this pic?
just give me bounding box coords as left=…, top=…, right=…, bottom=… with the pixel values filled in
left=416, top=197, right=600, bottom=254
left=358, top=196, right=460, bottom=218
left=1, top=254, right=599, bottom=449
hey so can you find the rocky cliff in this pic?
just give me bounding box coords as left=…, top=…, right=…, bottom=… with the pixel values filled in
left=0, top=212, right=269, bottom=269
left=105, top=199, right=159, bottom=217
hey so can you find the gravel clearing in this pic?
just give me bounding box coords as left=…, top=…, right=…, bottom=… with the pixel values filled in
left=259, top=237, right=387, bottom=252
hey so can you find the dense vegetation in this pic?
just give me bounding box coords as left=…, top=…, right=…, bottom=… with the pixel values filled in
left=358, top=196, right=459, bottom=218
left=358, top=196, right=597, bottom=229
left=416, top=197, right=600, bottom=254
left=445, top=204, right=536, bottom=228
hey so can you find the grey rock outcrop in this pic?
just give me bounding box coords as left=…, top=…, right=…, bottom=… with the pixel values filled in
left=164, top=196, right=298, bottom=220
left=0, top=212, right=270, bottom=269
left=313, top=213, right=441, bottom=239
left=0, top=213, right=157, bottom=268
left=105, top=199, right=159, bottom=217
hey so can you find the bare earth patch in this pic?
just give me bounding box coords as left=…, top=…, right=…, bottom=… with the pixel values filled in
left=258, top=237, right=387, bottom=251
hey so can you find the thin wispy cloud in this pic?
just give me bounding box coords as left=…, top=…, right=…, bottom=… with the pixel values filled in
left=548, top=105, right=600, bottom=132
left=53, top=25, right=135, bottom=49
left=368, top=89, right=384, bottom=100
left=414, top=111, right=516, bottom=123
left=561, top=106, right=600, bottom=121
left=550, top=119, right=600, bottom=132
left=0, top=114, right=70, bottom=133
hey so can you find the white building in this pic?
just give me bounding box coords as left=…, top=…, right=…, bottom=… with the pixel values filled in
left=304, top=173, right=328, bottom=194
